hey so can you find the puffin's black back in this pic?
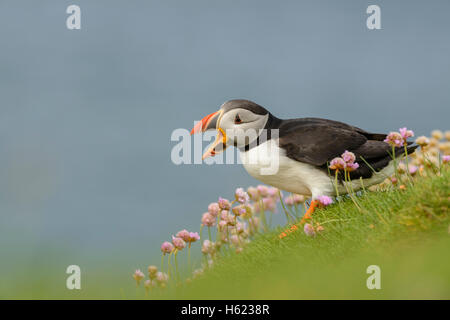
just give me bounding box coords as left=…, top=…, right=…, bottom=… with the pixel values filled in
left=277, top=117, right=417, bottom=180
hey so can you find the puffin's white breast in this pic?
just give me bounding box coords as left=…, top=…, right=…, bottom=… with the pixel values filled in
left=239, top=140, right=333, bottom=196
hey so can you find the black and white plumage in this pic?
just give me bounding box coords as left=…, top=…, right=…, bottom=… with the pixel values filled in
left=191, top=99, right=417, bottom=199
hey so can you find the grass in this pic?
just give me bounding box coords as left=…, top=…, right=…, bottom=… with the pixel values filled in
left=2, top=165, right=448, bottom=299
left=154, top=167, right=450, bottom=299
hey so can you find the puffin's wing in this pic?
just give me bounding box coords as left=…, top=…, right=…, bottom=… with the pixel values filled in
left=278, top=123, right=367, bottom=166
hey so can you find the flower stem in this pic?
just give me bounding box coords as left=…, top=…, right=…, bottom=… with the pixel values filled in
left=344, top=169, right=361, bottom=210
left=167, top=251, right=173, bottom=279
left=292, top=194, right=300, bottom=218
left=188, top=245, right=191, bottom=274
left=404, top=144, right=414, bottom=184
left=174, top=249, right=180, bottom=284
left=334, top=170, right=340, bottom=198
left=278, top=190, right=294, bottom=223
left=259, top=199, right=268, bottom=231
left=392, top=145, right=399, bottom=181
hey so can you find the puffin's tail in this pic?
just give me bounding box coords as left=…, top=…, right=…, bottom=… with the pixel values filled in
left=349, top=142, right=418, bottom=180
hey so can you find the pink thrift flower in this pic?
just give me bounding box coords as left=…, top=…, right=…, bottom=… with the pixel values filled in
left=235, top=222, right=245, bottom=234
left=384, top=132, right=404, bottom=147
left=232, top=205, right=246, bottom=216
left=399, top=127, right=414, bottom=140
left=329, top=157, right=346, bottom=170
left=160, top=241, right=174, bottom=255
left=220, top=210, right=229, bottom=220
left=171, top=236, right=186, bottom=250
left=201, top=212, right=216, bottom=227
left=148, top=265, right=158, bottom=279
left=208, top=202, right=220, bottom=217
left=342, top=150, right=356, bottom=164
left=188, top=232, right=200, bottom=243
left=317, top=195, right=333, bottom=206
left=293, top=194, right=306, bottom=204
left=263, top=197, right=276, bottom=212
left=201, top=240, right=213, bottom=254
left=409, top=165, right=418, bottom=175
left=284, top=194, right=303, bottom=206
left=268, top=187, right=280, bottom=198
left=226, top=215, right=236, bottom=226
left=155, top=271, right=168, bottom=283
left=247, top=187, right=259, bottom=200
left=144, top=279, right=154, bottom=290
left=220, top=210, right=230, bottom=220
left=443, top=155, right=450, bottom=163
left=304, top=223, right=316, bottom=237
left=235, top=188, right=250, bottom=204
left=256, top=185, right=269, bottom=197
left=133, top=269, right=145, bottom=284
left=218, top=220, right=228, bottom=231
left=284, top=196, right=294, bottom=206
left=345, top=162, right=360, bottom=172
left=218, top=197, right=231, bottom=210
left=415, top=136, right=429, bottom=146
left=176, top=229, right=190, bottom=242
left=240, top=206, right=249, bottom=215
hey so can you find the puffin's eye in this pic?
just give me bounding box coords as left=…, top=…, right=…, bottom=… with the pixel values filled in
left=234, top=114, right=242, bottom=124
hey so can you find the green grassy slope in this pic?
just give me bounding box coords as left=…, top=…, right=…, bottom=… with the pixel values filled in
left=159, top=168, right=449, bottom=299
left=2, top=168, right=448, bottom=299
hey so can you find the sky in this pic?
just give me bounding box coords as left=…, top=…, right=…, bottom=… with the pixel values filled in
left=0, top=0, right=449, bottom=282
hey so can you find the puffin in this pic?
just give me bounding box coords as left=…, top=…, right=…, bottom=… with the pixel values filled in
left=190, top=99, right=417, bottom=221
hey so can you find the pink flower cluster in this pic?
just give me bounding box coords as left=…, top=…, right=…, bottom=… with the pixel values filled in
left=317, top=195, right=333, bottom=206
left=235, top=188, right=250, bottom=204
left=143, top=183, right=341, bottom=290
left=384, top=127, right=414, bottom=147
left=329, top=150, right=359, bottom=172
left=133, top=266, right=169, bottom=289
left=284, top=194, right=306, bottom=206
left=160, top=241, right=174, bottom=255
left=132, top=269, right=145, bottom=285
left=251, top=186, right=281, bottom=213
left=176, top=229, right=201, bottom=244
left=303, top=223, right=325, bottom=237
left=160, top=229, right=200, bottom=254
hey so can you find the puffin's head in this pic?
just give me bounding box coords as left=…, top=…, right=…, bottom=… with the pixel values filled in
left=190, top=99, right=270, bottom=159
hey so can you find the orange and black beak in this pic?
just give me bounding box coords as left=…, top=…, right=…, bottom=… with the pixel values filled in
left=190, top=110, right=227, bottom=159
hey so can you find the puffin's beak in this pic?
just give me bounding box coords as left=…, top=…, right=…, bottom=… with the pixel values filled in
left=190, top=110, right=227, bottom=159
left=190, top=111, right=220, bottom=135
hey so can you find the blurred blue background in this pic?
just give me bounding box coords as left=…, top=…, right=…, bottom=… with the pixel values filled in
left=0, top=0, right=449, bottom=296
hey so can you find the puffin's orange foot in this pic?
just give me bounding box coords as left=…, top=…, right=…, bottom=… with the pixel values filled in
left=300, top=200, right=320, bottom=224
